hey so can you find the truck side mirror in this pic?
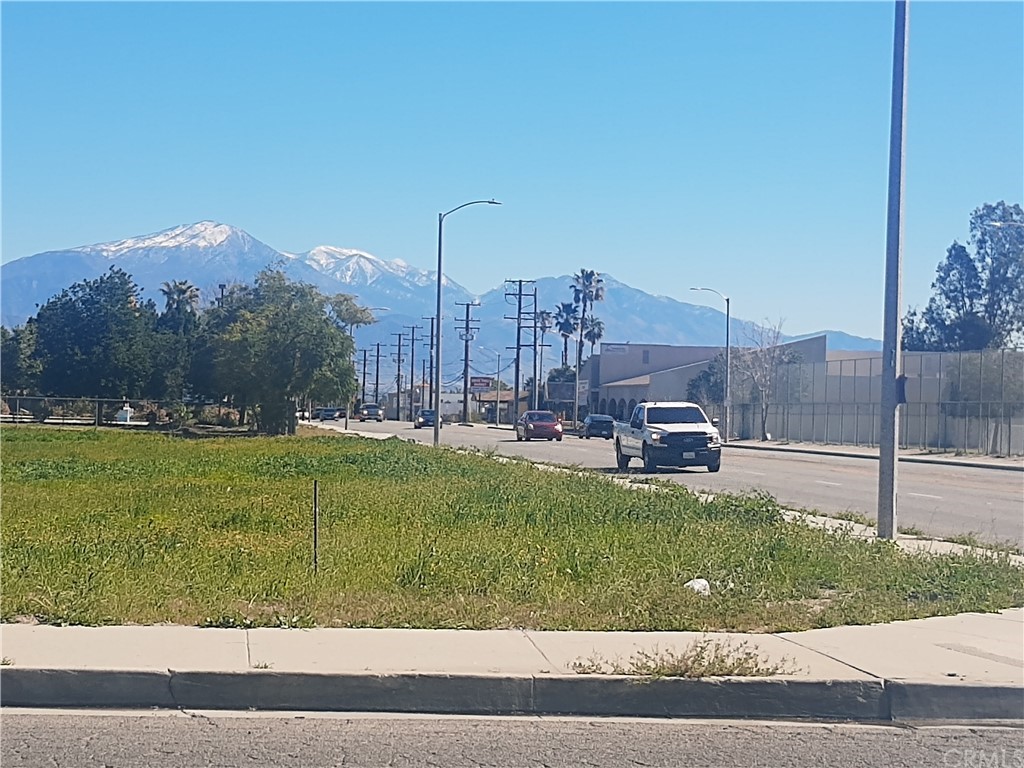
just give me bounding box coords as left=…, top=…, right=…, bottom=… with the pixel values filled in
left=711, top=418, right=720, bottom=427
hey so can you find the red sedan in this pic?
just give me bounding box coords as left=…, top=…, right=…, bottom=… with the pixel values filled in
left=515, top=410, right=564, bottom=442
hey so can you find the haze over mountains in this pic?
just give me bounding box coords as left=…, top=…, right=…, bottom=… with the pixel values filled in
left=0, top=221, right=880, bottom=385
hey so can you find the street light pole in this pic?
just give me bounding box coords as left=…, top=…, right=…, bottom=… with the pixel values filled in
left=433, top=199, right=501, bottom=447
left=691, top=287, right=731, bottom=442
left=877, top=0, right=910, bottom=541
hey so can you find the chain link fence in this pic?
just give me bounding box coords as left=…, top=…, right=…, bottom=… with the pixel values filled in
left=736, top=349, right=1024, bottom=455
left=0, top=397, right=243, bottom=428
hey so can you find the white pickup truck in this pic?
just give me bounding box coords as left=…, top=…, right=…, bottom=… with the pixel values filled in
left=613, top=401, right=722, bottom=473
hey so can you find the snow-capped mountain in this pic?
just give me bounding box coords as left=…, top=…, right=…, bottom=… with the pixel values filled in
left=1, top=220, right=879, bottom=389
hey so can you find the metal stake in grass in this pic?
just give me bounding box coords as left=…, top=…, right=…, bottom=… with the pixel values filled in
left=313, top=480, right=319, bottom=574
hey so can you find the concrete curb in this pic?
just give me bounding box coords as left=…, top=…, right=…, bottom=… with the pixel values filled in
left=3, top=669, right=1021, bottom=721
left=722, top=442, right=1024, bottom=473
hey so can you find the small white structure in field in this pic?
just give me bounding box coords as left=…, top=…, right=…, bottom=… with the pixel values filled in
left=683, top=578, right=711, bottom=596
left=115, top=403, right=134, bottom=423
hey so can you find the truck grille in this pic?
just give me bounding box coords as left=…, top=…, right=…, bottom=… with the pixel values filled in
left=663, top=434, right=709, bottom=450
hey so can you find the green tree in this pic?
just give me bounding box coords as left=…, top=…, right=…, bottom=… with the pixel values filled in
left=158, top=280, right=201, bottom=334
left=1, top=321, right=42, bottom=395
left=686, top=354, right=726, bottom=408
left=904, top=202, right=1024, bottom=351
left=33, top=267, right=158, bottom=398
left=153, top=280, right=202, bottom=400
left=583, top=315, right=605, bottom=355
left=208, top=269, right=359, bottom=434
left=554, top=302, right=579, bottom=367
left=571, top=268, right=605, bottom=367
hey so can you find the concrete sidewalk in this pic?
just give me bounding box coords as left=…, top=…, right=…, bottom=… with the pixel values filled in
left=2, top=610, right=1022, bottom=721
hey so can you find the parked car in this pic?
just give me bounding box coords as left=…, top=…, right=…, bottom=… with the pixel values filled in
left=414, top=408, right=440, bottom=429
left=580, top=413, right=615, bottom=439
left=359, top=403, right=384, bottom=422
left=515, top=410, right=563, bottom=442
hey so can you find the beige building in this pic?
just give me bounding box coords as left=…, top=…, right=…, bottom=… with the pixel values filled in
left=590, top=337, right=827, bottom=432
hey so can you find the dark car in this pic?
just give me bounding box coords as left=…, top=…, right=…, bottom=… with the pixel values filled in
left=359, top=403, right=384, bottom=422
left=515, top=410, right=563, bottom=442
left=318, top=408, right=340, bottom=421
left=580, top=413, right=614, bottom=439
left=414, top=408, right=439, bottom=429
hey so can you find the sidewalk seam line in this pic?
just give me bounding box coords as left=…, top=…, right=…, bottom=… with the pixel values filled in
left=520, top=630, right=558, bottom=673
left=774, top=635, right=883, bottom=681
left=245, top=629, right=252, bottom=669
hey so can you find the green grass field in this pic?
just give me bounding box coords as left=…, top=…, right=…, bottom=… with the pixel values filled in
left=2, top=426, right=1021, bottom=631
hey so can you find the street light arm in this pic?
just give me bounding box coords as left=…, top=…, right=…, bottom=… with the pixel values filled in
left=690, top=286, right=729, bottom=302
left=441, top=199, right=502, bottom=220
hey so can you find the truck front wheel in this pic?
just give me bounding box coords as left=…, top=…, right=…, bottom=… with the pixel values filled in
left=615, top=441, right=630, bottom=471
left=642, top=444, right=657, bottom=473
left=707, top=457, right=721, bottom=473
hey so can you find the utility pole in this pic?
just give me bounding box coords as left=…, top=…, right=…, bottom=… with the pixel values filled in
left=391, top=332, right=405, bottom=421
left=504, top=279, right=535, bottom=422
left=456, top=302, right=480, bottom=425
left=536, top=286, right=544, bottom=409
left=421, top=358, right=427, bottom=411
left=422, top=316, right=436, bottom=408
left=405, top=324, right=421, bottom=420
left=494, top=352, right=501, bottom=425
left=360, top=349, right=369, bottom=404
left=877, top=0, right=910, bottom=541
left=374, top=342, right=381, bottom=405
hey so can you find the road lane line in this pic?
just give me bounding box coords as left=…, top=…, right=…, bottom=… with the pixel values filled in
left=815, top=481, right=842, bottom=486
left=743, top=471, right=767, bottom=476
left=907, top=492, right=943, bottom=500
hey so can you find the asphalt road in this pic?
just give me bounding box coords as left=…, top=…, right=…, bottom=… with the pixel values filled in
left=4, top=711, right=1022, bottom=768
left=331, top=420, right=1024, bottom=546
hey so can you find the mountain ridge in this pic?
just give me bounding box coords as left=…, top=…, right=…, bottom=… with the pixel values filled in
left=1, top=222, right=881, bottom=380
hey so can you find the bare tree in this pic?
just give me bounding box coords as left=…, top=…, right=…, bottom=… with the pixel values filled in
left=733, top=318, right=800, bottom=441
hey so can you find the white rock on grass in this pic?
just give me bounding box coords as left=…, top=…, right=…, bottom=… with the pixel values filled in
left=683, top=578, right=711, bottom=596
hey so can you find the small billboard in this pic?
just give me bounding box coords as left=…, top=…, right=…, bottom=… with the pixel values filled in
left=469, top=376, right=493, bottom=392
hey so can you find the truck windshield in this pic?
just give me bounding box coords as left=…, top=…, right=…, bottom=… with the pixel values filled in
left=646, top=406, right=707, bottom=425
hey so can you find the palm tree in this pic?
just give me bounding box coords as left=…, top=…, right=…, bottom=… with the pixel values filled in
left=553, top=302, right=579, bottom=367
left=159, top=280, right=200, bottom=333
left=583, top=315, right=605, bottom=355
left=571, top=268, right=605, bottom=368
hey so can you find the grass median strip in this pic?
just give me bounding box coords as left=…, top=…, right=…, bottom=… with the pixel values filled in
left=2, top=426, right=1021, bottom=632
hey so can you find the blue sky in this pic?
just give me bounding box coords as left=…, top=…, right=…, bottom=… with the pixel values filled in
left=2, top=1, right=1021, bottom=338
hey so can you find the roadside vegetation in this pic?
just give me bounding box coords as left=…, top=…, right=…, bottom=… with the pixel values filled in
left=2, top=427, right=1021, bottom=632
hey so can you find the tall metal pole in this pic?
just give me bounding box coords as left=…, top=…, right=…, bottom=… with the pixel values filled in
left=877, top=0, right=910, bottom=540
left=405, top=324, right=420, bottom=421
left=423, top=316, right=435, bottom=409
left=459, top=302, right=475, bottom=425
left=433, top=200, right=501, bottom=447
left=724, top=297, right=731, bottom=443
left=374, top=342, right=381, bottom=405
left=392, top=332, right=404, bottom=422
left=434, top=213, right=444, bottom=447
left=361, top=349, right=368, bottom=404
left=690, top=287, right=731, bottom=441
left=532, top=287, right=540, bottom=410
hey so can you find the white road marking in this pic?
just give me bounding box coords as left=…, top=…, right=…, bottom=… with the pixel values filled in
left=815, top=481, right=842, bottom=487
left=908, top=492, right=943, bottom=500
left=744, top=471, right=767, bottom=476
